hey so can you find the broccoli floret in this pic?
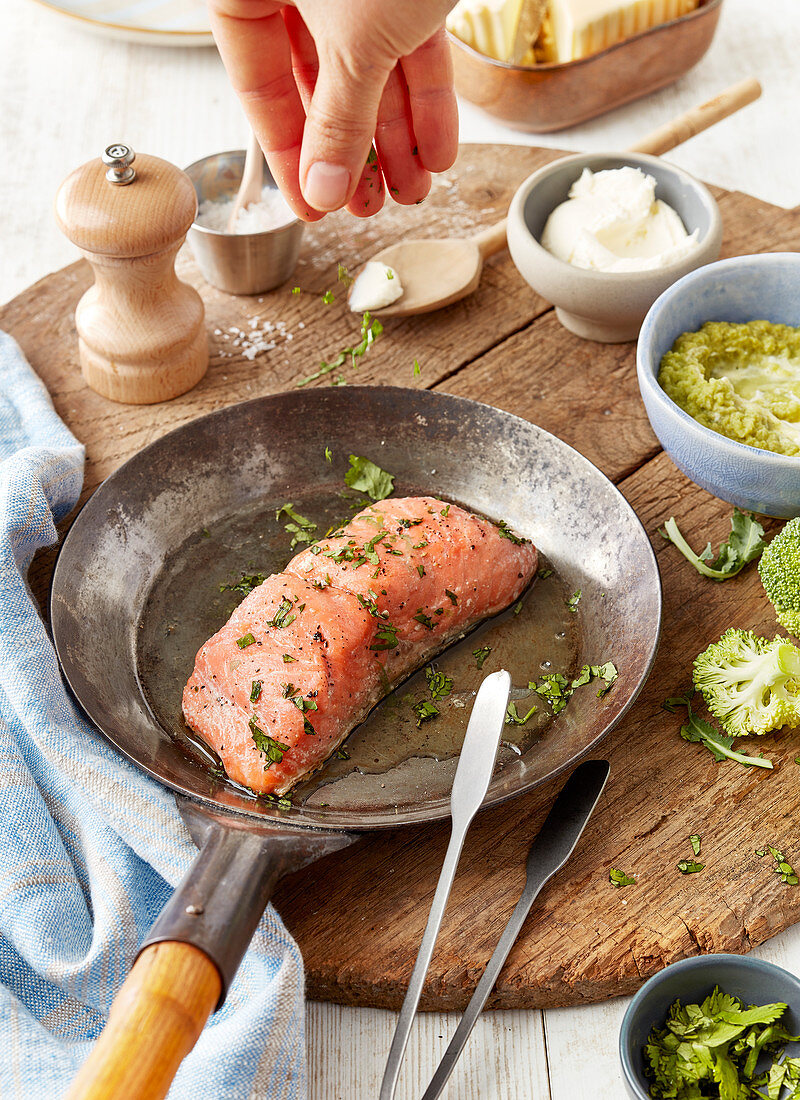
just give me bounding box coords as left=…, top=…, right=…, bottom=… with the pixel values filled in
left=692, top=628, right=800, bottom=737
left=759, top=517, right=800, bottom=636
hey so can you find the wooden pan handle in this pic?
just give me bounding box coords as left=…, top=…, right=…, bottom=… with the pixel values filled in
left=65, top=942, right=221, bottom=1100
left=630, top=78, right=762, bottom=156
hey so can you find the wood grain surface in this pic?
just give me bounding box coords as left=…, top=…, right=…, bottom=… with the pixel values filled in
left=2, top=144, right=799, bottom=1014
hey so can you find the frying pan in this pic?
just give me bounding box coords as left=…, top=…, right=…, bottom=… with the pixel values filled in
left=51, top=386, right=661, bottom=1098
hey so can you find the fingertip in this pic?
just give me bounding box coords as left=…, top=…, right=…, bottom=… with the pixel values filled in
left=302, top=162, right=351, bottom=212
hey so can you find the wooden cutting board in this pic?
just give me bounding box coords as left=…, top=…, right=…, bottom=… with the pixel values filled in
left=3, top=144, right=800, bottom=1013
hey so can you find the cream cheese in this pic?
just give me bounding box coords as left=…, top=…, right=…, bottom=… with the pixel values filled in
left=541, top=166, right=699, bottom=273
left=348, top=261, right=403, bottom=312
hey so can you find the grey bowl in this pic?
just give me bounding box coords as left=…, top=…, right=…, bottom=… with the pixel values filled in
left=637, top=252, right=800, bottom=518
left=184, top=150, right=304, bottom=296
left=619, top=953, right=800, bottom=1100
left=506, top=152, right=722, bottom=343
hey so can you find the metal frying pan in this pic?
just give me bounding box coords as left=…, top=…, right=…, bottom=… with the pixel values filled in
left=51, top=386, right=661, bottom=1098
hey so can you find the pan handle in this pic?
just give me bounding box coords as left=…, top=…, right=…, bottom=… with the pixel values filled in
left=66, top=799, right=356, bottom=1100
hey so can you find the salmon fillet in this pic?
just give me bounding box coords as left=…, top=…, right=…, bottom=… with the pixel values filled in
left=182, top=497, right=537, bottom=795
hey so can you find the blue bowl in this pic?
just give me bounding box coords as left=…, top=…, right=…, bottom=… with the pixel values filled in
left=637, top=252, right=800, bottom=518
left=619, top=953, right=800, bottom=1099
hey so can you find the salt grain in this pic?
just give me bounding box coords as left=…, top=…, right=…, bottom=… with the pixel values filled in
left=196, top=186, right=295, bottom=234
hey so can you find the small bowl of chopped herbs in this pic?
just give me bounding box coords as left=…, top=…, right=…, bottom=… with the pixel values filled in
left=619, top=953, right=800, bottom=1099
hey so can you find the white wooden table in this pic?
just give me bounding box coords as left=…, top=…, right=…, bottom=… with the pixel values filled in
left=3, top=1, right=799, bottom=1095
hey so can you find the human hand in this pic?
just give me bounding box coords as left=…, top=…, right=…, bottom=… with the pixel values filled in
left=208, top=0, right=459, bottom=221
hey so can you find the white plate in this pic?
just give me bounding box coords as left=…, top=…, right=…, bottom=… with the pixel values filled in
left=30, top=0, right=214, bottom=46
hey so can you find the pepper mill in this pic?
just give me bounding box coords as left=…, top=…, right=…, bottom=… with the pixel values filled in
left=55, top=144, right=208, bottom=404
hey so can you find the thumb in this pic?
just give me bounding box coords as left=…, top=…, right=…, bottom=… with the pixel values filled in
left=300, top=53, right=390, bottom=212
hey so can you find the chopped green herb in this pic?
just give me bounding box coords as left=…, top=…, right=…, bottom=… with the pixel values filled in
left=417, top=564, right=425, bottom=577
left=496, top=519, right=526, bottom=544
left=765, top=846, right=799, bottom=885
left=473, top=646, right=491, bottom=669
left=276, top=502, right=317, bottom=549
left=324, top=446, right=332, bottom=463
left=249, top=718, right=289, bottom=766
left=441, top=504, right=450, bottom=517
left=505, top=701, right=537, bottom=726
left=414, top=609, right=434, bottom=630
left=412, top=699, right=439, bottom=727
left=344, top=455, right=395, bottom=501
left=220, top=572, right=266, bottom=596
left=291, top=286, right=301, bottom=295
left=610, top=868, right=636, bottom=888
left=269, top=597, right=296, bottom=630
left=425, top=666, right=453, bottom=701
left=445, top=589, right=458, bottom=605
left=413, top=359, right=421, bottom=377
left=322, top=289, right=335, bottom=304
left=250, top=680, right=262, bottom=702
left=237, top=633, right=256, bottom=649
left=571, top=662, right=618, bottom=697
left=537, top=567, right=553, bottom=579
left=512, top=601, right=523, bottom=616
left=533, top=673, right=571, bottom=715
left=335, top=746, right=350, bottom=760
left=201, top=528, right=211, bottom=538
left=659, top=508, right=767, bottom=581
left=282, top=654, right=296, bottom=663
left=644, top=986, right=800, bottom=1099
left=296, top=312, right=383, bottom=387
left=260, top=792, right=292, bottom=810
left=677, top=859, right=704, bottom=874
left=690, top=834, right=702, bottom=856
left=370, top=623, right=399, bottom=651
left=567, top=590, right=582, bottom=613
left=337, top=263, right=353, bottom=288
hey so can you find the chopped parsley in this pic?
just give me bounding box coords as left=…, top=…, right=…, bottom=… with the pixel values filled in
left=322, top=289, right=334, bottom=305
left=689, top=834, right=702, bottom=856
left=644, top=987, right=800, bottom=1099
left=761, top=845, right=799, bottom=886
left=282, top=654, right=296, bottom=663
left=609, top=868, right=636, bottom=888
left=445, top=590, right=458, bottom=605
left=571, top=662, right=618, bottom=697
left=370, top=623, right=399, bottom=651
left=512, top=601, right=523, bottom=616
left=237, top=633, right=256, bottom=649
left=537, top=567, right=553, bottom=579
left=414, top=609, right=434, bottom=630
left=496, top=519, right=526, bottom=544
left=344, top=455, right=394, bottom=501
left=250, top=680, right=262, bottom=702
left=425, top=666, right=453, bottom=701
left=296, top=312, right=383, bottom=387
left=335, top=746, right=350, bottom=760
left=677, top=860, right=704, bottom=874
left=473, top=646, right=492, bottom=669
left=413, top=359, right=421, bottom=377
left=567, top=590, right=582, bottom=613
left=505, top=701, right=537, bottom=726
left=249, top=718, right=289, bottom=766
left=417, top=564, right=425, bottom=577
left=221, top=572, right=266, bottom=596
left=269, top=597, right=296, bottom=629
left=325, top=446, right=332, bottom=463
left=276, top=502, right=317, bottom=548
left=412, top=699, right=439, bottom=727
left=532, top=673, right=571, bottom=715
left=441, top=504, right=450, bottom=517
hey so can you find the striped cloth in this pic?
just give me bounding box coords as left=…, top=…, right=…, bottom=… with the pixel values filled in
left=0, top=332, right=306, bottom=1099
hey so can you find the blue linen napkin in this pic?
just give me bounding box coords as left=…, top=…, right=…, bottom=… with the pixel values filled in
left=0, top=332, right=306, bottom=1099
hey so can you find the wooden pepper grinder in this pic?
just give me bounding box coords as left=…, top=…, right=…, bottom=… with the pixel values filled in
left=55, top=144, right=208, bottom=404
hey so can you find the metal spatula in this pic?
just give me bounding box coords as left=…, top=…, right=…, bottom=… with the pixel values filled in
left=379, top=668, right=512, bottom=1100
left=421, top=758, right=611, bottom=1099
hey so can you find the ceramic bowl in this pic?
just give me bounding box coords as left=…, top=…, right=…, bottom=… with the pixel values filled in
left=637, top=252, right=800, bottom=518
left=619, top=953, right=800, bottom=1100
left=184, top=150, right=304, bottom=296
left=506, top=152, right=722, bottom=343
left=447, top=0, right=722, bottom=133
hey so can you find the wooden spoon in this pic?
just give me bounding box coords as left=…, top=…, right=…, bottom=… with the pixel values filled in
left=225, top=127, right=264, bottom=233
left=366, top=77, right=761, bottom=318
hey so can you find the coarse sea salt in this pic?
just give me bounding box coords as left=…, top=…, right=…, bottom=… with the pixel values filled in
left=196, top=185, right=295, bottom=234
